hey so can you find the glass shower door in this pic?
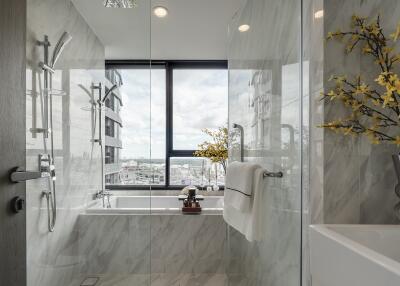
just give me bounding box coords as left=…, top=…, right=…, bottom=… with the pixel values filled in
left=227, top=0, right=303, bottom=285
left=25, top=0, right=153, bottom=285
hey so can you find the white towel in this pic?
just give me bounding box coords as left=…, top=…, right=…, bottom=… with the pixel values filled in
left=223, top=167, right=265, bottom=242
left=224, top=162, right=261, bottom=212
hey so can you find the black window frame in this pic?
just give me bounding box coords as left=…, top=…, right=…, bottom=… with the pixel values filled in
left=105, top=60, right=228, bottom=190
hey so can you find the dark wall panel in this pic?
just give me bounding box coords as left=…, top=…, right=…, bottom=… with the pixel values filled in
left=0, top=0, right=27, bottom=285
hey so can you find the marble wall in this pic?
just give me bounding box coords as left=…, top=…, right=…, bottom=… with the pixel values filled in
left=228, top=0, right=400, bottom=284
left=303, top=1, right=400, bottom=284
left=78, top=214, right=228, bottom=286
left=227, top=0, right=302, bottom=285
left=26, top=0, right=105, bottom=285
left=319, top=0, right=400, bottom=225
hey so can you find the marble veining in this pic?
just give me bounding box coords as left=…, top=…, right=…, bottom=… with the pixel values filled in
left=78, top=214, right=228, bottom=280
left=321, top=0, right=400, bottom=224
left=23, top=1, right=400, bottom=286
left=227, top=0, right=302, bottom=285
left=26, top=0, right=104, bottom=286
left=304, top=1, right=400, bottom=285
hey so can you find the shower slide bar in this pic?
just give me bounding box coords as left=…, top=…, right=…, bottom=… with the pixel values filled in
left=232, top=123, right=283, bottom=178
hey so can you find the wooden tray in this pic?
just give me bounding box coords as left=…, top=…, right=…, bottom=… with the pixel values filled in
left=182, top=207, right=202, bottom=214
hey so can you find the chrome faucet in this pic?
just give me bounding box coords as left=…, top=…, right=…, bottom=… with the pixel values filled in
left=95, top=189, right=112, bottom=208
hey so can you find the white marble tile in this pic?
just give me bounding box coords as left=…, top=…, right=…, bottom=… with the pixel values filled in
left=150, top=214, right=227, bottom=274
left=77, top=213, right=227, bottom=279
left=320, top=0, right=400, bottom=225
left=227, top=0, right=303, bottom=285
left=304, top=0, right=400, bottom=284
left=150, top=274, right=228, bottom=286
left=26, top=0, right=104, bottom=285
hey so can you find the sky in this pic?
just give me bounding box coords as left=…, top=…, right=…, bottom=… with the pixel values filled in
left=118, top=68, right=228, bottom=159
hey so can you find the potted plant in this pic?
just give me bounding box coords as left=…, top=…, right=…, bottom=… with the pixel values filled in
left=194, top=127, right=228, bottom=174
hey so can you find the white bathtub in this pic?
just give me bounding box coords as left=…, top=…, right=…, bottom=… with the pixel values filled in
left=310, top=224, right=400, bottom=286
left=86, top=195, right=224, bottom=214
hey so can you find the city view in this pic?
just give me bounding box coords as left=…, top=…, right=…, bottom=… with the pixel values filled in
left=104, top=68, right=228, bottom=188
left=119, top=158, right=225, bottom=187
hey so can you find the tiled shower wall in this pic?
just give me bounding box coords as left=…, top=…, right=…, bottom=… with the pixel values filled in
left=308, top=0, right=400, bottom=226
left=227, top=0, right=302, bottom=285
left=26, top=0, right=104, bottom=285
left=304, top=1, right=400, bottom=285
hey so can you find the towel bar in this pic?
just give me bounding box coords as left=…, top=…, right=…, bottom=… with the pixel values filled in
left=263, top=171, right=283, bottom=178
left=232, top=123, right=283, bottom=179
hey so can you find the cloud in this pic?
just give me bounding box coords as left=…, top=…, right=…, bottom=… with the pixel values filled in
left=118, top=68, right=228, bottom=158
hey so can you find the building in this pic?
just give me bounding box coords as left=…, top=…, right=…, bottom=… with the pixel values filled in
left=104, top=69, right=123, bottom=185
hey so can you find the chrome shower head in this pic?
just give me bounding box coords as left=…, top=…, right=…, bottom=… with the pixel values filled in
left=101, top=84, right=118, bottom=103
left=104, top=0, right=137, bottom=8
left=51, top=32, right=72, bottom=68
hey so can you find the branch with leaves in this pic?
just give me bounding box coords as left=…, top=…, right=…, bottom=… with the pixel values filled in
left=194, top=127, right=228, bottom=174
left=322, top=15, right=400, bottom=145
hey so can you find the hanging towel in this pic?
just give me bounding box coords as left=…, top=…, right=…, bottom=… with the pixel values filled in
left=223, top=166, right=266, bottom=242
left=224, top=161, right=261, bottom=212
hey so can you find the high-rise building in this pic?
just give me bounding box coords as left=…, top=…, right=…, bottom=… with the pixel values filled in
left=104, top=69, right=123, bottom=185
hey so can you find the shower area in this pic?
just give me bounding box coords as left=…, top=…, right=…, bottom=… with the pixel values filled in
left=25, top=0, right=307, bottom=285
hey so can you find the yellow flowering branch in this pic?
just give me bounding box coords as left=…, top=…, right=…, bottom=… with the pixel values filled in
left=323, top=15, right=400, bottom=146
left=194, top=127, right=228, bottom=174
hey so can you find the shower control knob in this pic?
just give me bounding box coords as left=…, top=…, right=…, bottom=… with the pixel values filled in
left=10, top=196, right=25, bottom=213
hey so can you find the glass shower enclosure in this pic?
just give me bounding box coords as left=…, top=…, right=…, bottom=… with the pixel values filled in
left=227, top=0, right=303, bottom=285
left=24, top=0, right=306, bottom=285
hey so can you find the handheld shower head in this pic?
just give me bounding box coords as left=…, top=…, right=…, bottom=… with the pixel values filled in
left=51, top=32, right=72, bottom=68
left=101, top=84, right=118, bottom=103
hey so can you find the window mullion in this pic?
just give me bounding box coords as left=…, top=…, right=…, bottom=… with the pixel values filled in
left=166, top=62, right=173, bottom=188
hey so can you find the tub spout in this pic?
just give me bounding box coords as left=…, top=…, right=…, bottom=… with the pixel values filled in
left=94, top=190, right=112, bottom=208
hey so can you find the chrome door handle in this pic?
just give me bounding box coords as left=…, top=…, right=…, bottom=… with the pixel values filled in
left=9, top=167, right=42, bottom=183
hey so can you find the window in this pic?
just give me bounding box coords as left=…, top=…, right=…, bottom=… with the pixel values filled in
left=105, top=118, right=115, bottom=137
left=104, top=89, right=115, bottom=110
left=105, top=146, right=115, bottom=164
left=106, top=61, right=228, bottom=189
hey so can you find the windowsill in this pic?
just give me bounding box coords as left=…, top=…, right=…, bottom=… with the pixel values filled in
left=106, top=185, right=225, bottom=191
left=106, top=189, right=225, bottom=197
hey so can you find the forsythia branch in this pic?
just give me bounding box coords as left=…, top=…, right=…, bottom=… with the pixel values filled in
left=194, top=127, right=228, bottom=173
left=323, top=14, right=400, bottom=146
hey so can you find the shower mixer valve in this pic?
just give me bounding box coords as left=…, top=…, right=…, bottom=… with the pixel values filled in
left=39, top=154, right=55, bottom=179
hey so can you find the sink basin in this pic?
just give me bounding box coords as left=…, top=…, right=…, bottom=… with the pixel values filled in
left=310, top=224, right=400, bottom=286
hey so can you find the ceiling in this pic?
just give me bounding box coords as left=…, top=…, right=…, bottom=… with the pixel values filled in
left=72, top=0, right=246, bottom=60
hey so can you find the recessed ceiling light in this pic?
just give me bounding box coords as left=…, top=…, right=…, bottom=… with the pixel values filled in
left=314, top=10, right=324, bottom=19
left=238, top=24, right=250, bottom=32
left=153, top=6, right=168, bottom=18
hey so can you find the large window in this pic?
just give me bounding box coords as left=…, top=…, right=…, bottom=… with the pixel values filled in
left=106, top=61, right=228, bottom=189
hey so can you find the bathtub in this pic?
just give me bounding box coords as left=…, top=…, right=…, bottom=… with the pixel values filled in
left=86, top=195, right=224, bottom=214
left=79, top=195, right=228, bottom=278
left=310, top=225, right=400, bottom=286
